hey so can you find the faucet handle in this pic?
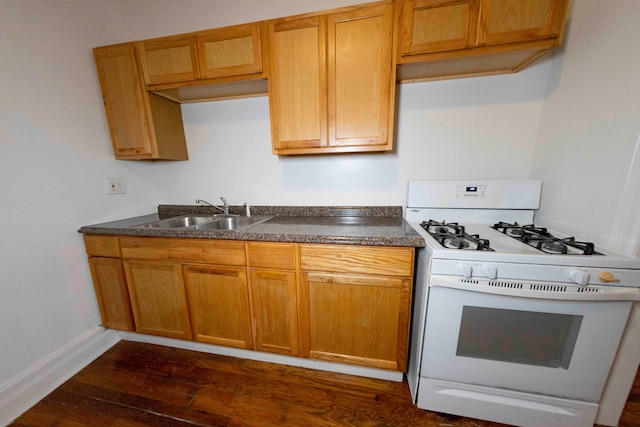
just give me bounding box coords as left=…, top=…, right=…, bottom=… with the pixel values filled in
left=220, top=196, right=227, bottom=206
left=244, top=202, right=251, bottom=217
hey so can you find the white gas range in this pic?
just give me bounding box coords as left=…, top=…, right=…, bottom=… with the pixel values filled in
left=405, top=180, right=640, bottom=427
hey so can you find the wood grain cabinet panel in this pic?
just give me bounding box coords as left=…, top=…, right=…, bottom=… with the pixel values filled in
left=248, top=242, right=298, bottom=356
left=268, top=16, right=326, bottom=152
left=400, top=0, right=478, bottom=55
left=120, top=237, right=246, bottom=265
left=477, top=0, right=568, bottom=46
left=299, top=244, right=414, bottom=371
left=300, top=272, right=412, bottom=371
left=84, top=235, right=133, bottom=331
left=93, top=43, right=188, bottom=160
left=268, top=2, right=395, bottom=155
left=396, top=0, right=568, bottom=81
left=139, top=36, right=199, bottom=84
left=84, top=234, right=121, bottom=258
left=197, top=23, right=264, bottom=79
left=329, top=4, right=395, bottom=150
left=250, top=269, right=298, bottom=356
left=184, top=265, right=252, bottom=349
left=88, top=257, right=134, bottom=331
left=300, top=244, right=414, bottom=277
left=124, top=260, right=192, bottom=340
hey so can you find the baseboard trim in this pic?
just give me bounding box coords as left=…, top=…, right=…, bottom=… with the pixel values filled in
left=118, top=331, right=404, bottom=382
left=0, top=327, right=120, bottom=425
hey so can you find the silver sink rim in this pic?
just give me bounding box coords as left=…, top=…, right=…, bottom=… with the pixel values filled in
left=135, top=214, right=271, bottom=231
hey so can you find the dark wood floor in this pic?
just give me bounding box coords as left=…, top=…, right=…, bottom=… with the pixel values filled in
left=10, top=341, right=640, bottom=426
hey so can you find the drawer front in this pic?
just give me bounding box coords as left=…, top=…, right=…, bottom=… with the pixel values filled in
left=84, top=234, right=121, bottom=257
left=300, top=244, right=414, bottom=277
left=120, top=237, right=246, bottom=266
left=248, top=242, right=295, bottom=270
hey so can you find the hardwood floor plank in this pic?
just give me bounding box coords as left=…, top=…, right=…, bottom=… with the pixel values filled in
left=10, top=341, right=640, bottom=427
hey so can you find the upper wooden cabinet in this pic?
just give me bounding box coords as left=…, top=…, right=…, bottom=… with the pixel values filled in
left=139, top=35, right=199, bottom=85
left=400, top=0, right=478, bottom=55
left=478, top=0, right=568, bottom=46
left=197, top=24, right=264, bottom=79
left=268, top=2, right=396, bottom=155
left=396, top=0, right=569, bottom=82
left=93, top=43, right=188, bottom=160
left=94, top=0, right=569, bottom=159
left=137, top=22, right=267, bottom=87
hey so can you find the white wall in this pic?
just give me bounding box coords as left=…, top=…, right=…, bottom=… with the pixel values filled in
left=532, top=0, right=640, bottom=256
left=2, top=0, right=636, bottom=417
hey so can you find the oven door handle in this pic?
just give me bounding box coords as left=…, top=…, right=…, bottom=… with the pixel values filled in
left=429, top=275, right=640, bottom=302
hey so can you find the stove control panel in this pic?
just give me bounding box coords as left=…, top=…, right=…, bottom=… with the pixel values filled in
left=456, top=185, right=487, bottom=198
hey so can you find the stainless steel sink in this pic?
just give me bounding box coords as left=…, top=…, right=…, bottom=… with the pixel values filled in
left=194, top=216, right=262, bottom=230
left=136, top=215, right=270, bottom=231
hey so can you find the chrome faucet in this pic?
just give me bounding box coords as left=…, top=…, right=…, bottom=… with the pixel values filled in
left=196, top=197, right=230, bottom=215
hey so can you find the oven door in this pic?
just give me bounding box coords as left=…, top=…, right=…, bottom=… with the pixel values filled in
left=421, top=284, right=633, bottom=402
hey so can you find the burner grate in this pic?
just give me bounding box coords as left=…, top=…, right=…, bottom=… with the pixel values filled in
left=492, top=222, right=602, bottom=255
left=421, top=220, right=493, bottom=251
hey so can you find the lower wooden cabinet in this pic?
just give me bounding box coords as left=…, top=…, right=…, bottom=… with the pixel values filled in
left=124, top=260, right=192, bottom=340
left=250, top=269, right=298, bottom=356
left=84, top=236, right=415, bottom=372
left=184, top=264, right=252, bottom=349
left=87, top=257, right=134, bottom=331
left=300, top=272, right=411, bottom=371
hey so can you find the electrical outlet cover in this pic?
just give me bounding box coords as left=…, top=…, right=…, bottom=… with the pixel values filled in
left=107, top=178, right=126, bottom=195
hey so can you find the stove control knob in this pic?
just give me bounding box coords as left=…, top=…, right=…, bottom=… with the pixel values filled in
left=568, top=269, right=590, bottom=286
left=481, top=264, right=498, bottom=279
left=599, top=271, right=620, bottom=283
left=457, top=263, right=473, bottom=278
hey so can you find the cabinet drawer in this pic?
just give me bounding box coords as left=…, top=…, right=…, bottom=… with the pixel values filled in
left=300, top=244, right=414, bottom=277
left=84, top=235, right=121, bottom=257
left=120, top=237, right=246, bottom=266
left=248, top=242, right=295, bottom=270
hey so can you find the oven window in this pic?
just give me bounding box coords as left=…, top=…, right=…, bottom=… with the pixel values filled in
left=456, top=306, right=583, bottom=369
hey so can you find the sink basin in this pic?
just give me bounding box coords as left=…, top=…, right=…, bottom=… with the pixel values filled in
left=136, top=215, right=270, bottom=231
left=139, top=215, right=220, bottom=229
left=194, top=216, right=264, bottom=230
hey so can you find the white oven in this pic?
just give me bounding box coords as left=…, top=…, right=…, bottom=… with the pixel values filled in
left=405, top=180, right=640, bottom=427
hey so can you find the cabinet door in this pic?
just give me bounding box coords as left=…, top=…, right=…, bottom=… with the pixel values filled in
left=124, top=260, right=192, bottom=339
left=88, top=257, right=134, bottom=331
left=299, top=272, right=412, bottom=371
left=93, top=44, right=188, bottom=160
left=399, top=0, right=478, bottom=56
left=184, top=265, right=252, bottom=349
left=93, top=44, right=154, bottom=158
left=139, top=36, right=199, bottom=84
left=197, top=23, right=264, bottom=79
left=268, top=16, right=327, bottom=152
left=328, top=3, right=395, bottom=150
left=477, top=0, right=567, bottom=46
left=250, top=270, right=298, bottom=356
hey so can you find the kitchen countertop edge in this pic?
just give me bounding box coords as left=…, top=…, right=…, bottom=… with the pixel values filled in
left=78, top=206, right=426, bottom=248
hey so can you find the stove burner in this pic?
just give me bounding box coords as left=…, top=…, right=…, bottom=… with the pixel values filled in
left=421, top=220, right=493, bottom=251
left=542, top=240, right=566, bottom=254
left=508, top=228, right=525, bottom=237
left=492, top=222, right=602, bottom=255
left=449, top=237, right=470, bottom=249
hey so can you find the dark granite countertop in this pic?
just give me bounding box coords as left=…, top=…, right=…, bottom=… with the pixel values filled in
left=78, top=205, right=425, bottom=248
